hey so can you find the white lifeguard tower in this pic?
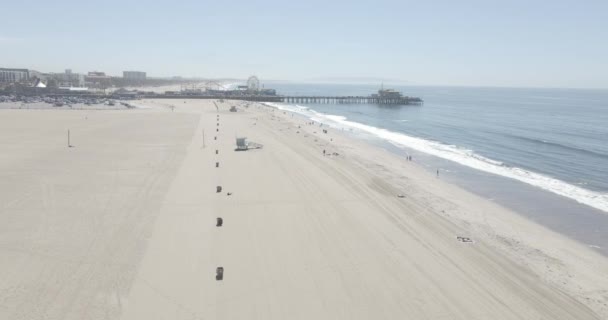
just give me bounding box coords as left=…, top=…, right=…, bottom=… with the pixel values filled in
left=236, top=137, right=263, bottom=150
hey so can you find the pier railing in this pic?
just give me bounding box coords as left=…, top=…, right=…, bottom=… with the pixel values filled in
left=11, top=92, right=423, bottom=105
left=281, top=96, right=422, bottom=105
left=149, top=94, right=423, bottom=105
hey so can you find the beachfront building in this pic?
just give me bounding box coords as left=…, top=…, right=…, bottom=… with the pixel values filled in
left=372, top=88, right=404, bottom=99
left=28, top=70, right=47, bottom=81
left=123, top=71, right=146, bottom=81
left=0, top=68, right=29, bottom=83
left=85, top=71, right=112, bottom=89
left=49, top=69, right=85, bottom=87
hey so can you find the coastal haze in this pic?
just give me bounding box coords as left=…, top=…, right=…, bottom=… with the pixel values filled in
left=2, top=1, right=608, bottom=88
left=2, top=0, right=608, bottom=319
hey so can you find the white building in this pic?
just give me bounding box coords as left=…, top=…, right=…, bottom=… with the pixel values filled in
left=0, top=68, right=29, bottom=83
left=50, top=70, right=85, bottom=87
left=123, top=71, right=146, bottom=81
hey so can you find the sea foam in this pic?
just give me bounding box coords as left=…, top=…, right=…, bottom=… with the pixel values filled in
left=265, top=102, right=608, bottom=214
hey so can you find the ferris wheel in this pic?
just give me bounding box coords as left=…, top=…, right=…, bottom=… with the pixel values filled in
left=247, top=76, right=260, bottom=91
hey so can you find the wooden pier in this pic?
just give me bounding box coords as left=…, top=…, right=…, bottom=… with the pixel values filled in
left=148, top=94, right=422, bottom=105
left=148, top=94, right=283, bottom=102
left=281, top=96, right=422, bottom=105
left=23, top=92, right=422, bottom=106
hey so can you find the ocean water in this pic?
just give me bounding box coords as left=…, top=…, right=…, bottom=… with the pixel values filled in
left=260, top=82, right=608, bottom=252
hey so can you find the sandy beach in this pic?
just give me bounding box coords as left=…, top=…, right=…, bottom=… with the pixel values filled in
left=1, top=99, right=607, bottom=319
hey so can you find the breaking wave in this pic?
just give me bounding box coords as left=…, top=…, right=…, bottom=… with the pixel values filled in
left=265, top=102, right=608, bottom=214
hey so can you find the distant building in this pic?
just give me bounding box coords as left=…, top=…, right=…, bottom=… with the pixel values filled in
left=85, top=71, right=112, bottom=88
left=49, top=69, right=85, bottom=87
left=371, top=84, right=404, bottom=99
left=373, top=89, right=403, bottom=99
left=0, top=68, right=29, bottom=83
left=88, top=71, right=106, bottom=77
left=28, top=70, right=48, bottom=82
left=123, top=71, right=146, bottom=81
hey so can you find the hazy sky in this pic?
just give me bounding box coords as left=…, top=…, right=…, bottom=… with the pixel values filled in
left=1, top=0, right=607, bottom=88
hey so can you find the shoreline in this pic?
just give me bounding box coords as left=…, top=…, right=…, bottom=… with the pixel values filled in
left=257, top=101, right=608, bottom=317
left=1, top=99, right=607, bottom=319
left=262, top=102, right=608, bottom=256
left=361, top=136, right=608, bottom=256
left=264, top=102, right=608, bottom=214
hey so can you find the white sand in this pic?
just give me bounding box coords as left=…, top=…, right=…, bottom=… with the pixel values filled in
left=0, top=100, right=607, bottom=319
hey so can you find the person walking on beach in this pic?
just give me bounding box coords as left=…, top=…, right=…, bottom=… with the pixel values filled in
left=436, top=169, right=439, bottom=177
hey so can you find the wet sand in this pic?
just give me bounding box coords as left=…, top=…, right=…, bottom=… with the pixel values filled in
left=1, top=100, right=607, bottom=319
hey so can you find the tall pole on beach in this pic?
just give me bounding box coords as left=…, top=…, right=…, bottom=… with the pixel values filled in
left=202, top=129, right=206, bottom=148
left=67, top=129, right=70, bottom=147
